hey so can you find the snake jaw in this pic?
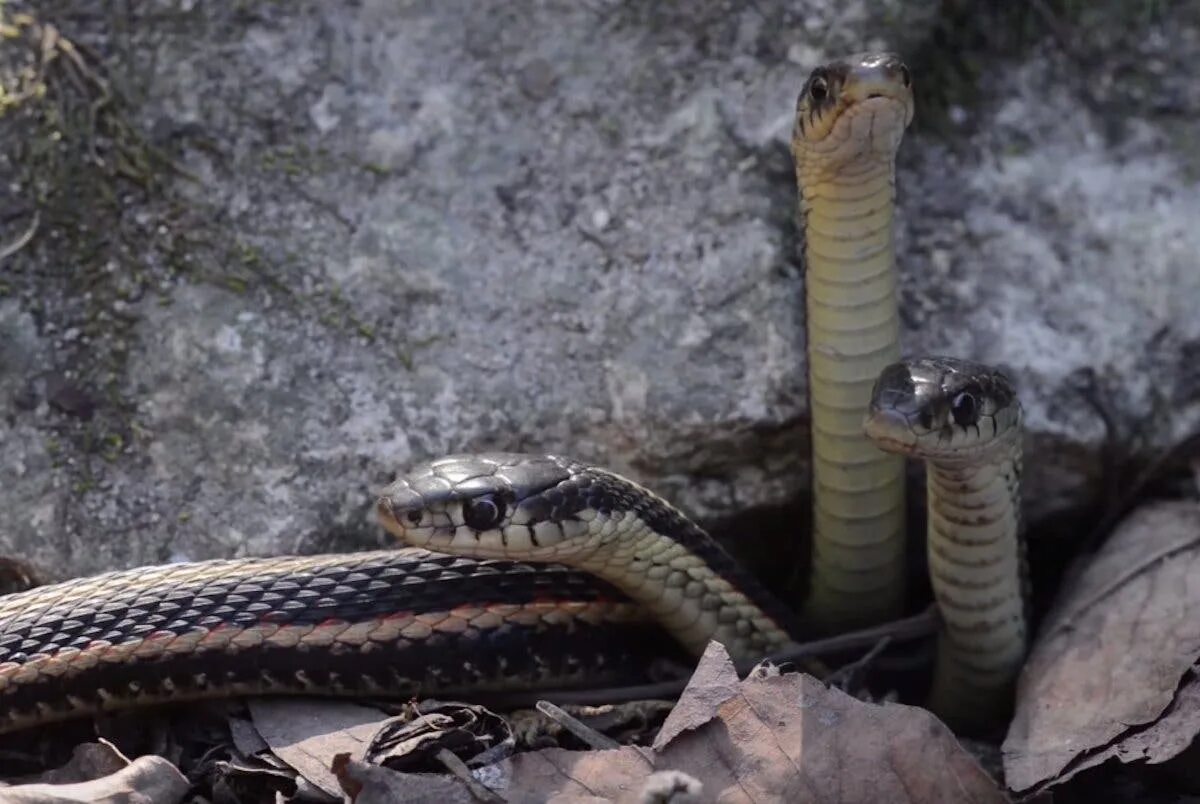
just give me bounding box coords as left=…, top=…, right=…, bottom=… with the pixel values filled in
left=862, top=406, right=919, bottom=454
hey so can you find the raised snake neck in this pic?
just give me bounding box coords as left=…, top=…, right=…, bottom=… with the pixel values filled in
left=791, top=53, right=913, bottom=628
left=377, top=453, right=800, bottom=659
left=866, top=357, right=1029, bottom=730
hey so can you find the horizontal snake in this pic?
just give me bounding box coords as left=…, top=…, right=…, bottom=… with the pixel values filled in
left=0, top=56, right=1027, bottom=737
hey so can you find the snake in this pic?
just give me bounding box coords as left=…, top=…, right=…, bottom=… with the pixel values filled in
left=790, top=52, right=912, bottom=630
left=865, top=356, right=1029, bottom=728
left=0, top=455, right=800, bottom=735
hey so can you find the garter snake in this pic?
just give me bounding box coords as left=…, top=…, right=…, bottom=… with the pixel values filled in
left=791, top=53, right=912, bottom=630
left=865, top=357, right=1029, bottom=729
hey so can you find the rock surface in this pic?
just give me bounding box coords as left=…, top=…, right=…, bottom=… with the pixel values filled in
left=0, top=2, right=1197, bottom=578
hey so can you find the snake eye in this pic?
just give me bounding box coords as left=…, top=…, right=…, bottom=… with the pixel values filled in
left=405, top=510, right=422, bottom=525
left=951, top=392, right=978, bottom=428
left=462, top=496, right=506, bottom=531
left=809, top=75, right=829, bottom=103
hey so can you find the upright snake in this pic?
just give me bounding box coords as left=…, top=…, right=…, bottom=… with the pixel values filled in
left=791, top=53, right=911, bottom=630
left=0, top=55, right=1028, bottom=736
left=865, top=357, right=1029, bottom=729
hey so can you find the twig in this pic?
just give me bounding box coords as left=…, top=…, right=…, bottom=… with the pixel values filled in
left=825, top=635, right=893, bottom=690
left=479, top=606, right=939, bottom=709
left=534, top=701, right=621, bottom=751
left=435, top=748, right=506, bottom=804
left=0, top=211, right=40, bottom=263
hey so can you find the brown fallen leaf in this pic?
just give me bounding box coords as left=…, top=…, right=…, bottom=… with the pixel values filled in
left=657, top=674, right=1004, bottom=804
left=0, top=755, right=188, bottom=804
left=478, top=643, right=1004, bottom=803
left=1003, top=501, right=1200, bottom=793
left=246, top=699, right=391, bottom=798
left=651, top=640, right=739, bottom=751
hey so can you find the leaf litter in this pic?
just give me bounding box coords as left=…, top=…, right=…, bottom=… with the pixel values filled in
left=1004, top=501, right=1200, bottom=794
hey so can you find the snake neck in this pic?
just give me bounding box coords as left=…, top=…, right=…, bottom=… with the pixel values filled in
left=801, top=160, right=907, bottom=629
left=924, top=438, right=1029, bottom=730
left=579, top=469, right=800, bottom=661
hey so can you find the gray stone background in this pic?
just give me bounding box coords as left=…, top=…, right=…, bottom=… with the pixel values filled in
left=1, top=1, right=1197, bottom=585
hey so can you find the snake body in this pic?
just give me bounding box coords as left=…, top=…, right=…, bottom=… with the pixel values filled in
left=0, top=548, right=662, bottom=734
left=865, top=357, right=1028, bottom=728
left=791, top=53, right=913, bottom=629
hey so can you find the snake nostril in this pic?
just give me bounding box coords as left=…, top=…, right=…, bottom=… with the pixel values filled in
left=868, top=92, right=882, bottom=99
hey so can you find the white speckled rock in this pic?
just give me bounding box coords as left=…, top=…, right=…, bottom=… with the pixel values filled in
left=0, top=3, right=1197, bottom=577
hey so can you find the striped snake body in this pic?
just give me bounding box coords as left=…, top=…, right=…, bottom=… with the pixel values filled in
left=0, top=548, right=661, bottom=734
left=866, top=357, right=1029, bottom=728
left=791, top=53, right=913, bottom=629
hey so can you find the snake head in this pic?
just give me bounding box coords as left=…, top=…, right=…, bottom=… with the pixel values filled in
left=791, top=52, right=913, bottom=186
left=864, top=357, right=1022, bottom=463
left=377, top=453, right=598, bottom=559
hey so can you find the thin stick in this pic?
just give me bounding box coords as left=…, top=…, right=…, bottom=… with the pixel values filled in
left=435, top=748, right=506, bottom=804
left=480, top=606, right=939, bottom=709
left=825, top=635, right=893, bottom=689
left=534, top=701, right=621, bottom=751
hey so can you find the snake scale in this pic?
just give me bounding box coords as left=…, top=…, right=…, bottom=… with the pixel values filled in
left=0, top=54, right=1028, bottom=737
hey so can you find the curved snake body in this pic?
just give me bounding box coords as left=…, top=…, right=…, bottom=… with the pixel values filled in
left=377, top=453, right=799, bottom=660
left=791, top=53, right=913, bottom=629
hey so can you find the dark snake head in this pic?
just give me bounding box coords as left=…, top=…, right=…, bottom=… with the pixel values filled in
left=792, top=52, right=913, bottom=183
left=864, top=357, right=1022, bottom=464
left=376, top=453, right=599, bottom=558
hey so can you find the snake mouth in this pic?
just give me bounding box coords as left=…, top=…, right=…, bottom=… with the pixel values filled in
left=862, top=408, right=918, bottom=455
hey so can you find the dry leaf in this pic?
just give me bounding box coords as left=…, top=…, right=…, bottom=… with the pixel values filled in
left=0, top=756, right=187, bottom=804
left=331, top=754, right=474, bottom=804
left=227, top=715, right=271, bottom=757
left=246, top=699, right=390, bottom=798
left=652, top=640, right=739, bottom=751
left=1003, top=501, right=1200, bottom=793
left=490, top=746, right=653, bottom=802
left=656, top=674, right=1003, bottom=804
left=475, top=648, right=1003, bottom=803
left=364, top=702, right=513, bottom=772
left=27, top=742, right=127, bottom=786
